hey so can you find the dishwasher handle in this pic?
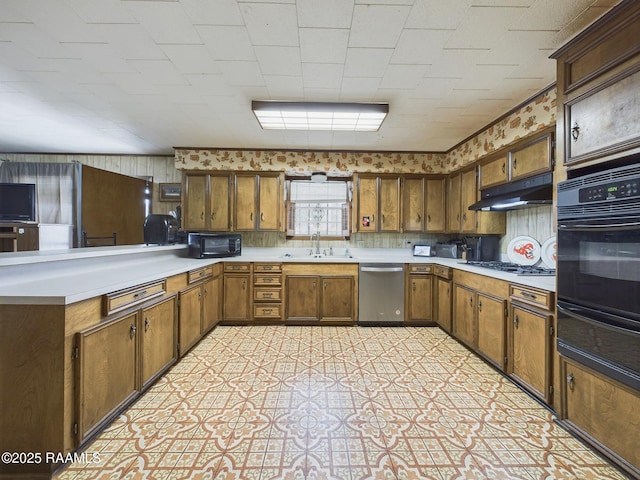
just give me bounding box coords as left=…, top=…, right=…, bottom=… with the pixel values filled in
left=360, top=266, right=404, bottom=273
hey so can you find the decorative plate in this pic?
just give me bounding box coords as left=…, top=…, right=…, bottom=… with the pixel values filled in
left=507, top=236, right=541, bottom=265
left=541, top=236, right=557, bottom=269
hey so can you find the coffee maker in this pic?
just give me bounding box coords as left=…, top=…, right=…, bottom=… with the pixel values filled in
left=464, top=236, right=500, bottom=262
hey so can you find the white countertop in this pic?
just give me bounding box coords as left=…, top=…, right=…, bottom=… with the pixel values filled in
left=0, top=245, right=555, bottom=306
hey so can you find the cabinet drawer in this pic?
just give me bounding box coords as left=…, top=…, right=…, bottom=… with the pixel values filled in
left=254, top=263, right=282, bottom=273
left=510, top=285, right=554, bottom=311
left=253, top=303, right=282, bottom=319
left=104, top=280, right=166, bottom=315
left=434, top=265, right=452, bottom=279
left=224, top=262, right=251, bottom=272
left=254, top=288, right=282, bottom=302
left=254, top=274, right=282, bottom=286
left=188, top=265, right=213, bottom=284
left=409, top=264, right=433, bottom=274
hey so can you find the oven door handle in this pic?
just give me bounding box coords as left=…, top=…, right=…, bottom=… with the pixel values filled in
left=557, top=302, right=640, bottom=335
left=558, top=221, right=640, bottom=231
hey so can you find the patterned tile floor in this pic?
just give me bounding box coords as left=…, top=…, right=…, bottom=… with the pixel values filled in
left=55, top=326, right=629, bottom=480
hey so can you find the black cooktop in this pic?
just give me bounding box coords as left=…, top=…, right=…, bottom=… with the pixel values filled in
left=465, top=261, right=556, bottom=276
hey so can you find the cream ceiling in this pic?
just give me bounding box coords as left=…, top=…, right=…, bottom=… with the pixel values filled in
left=0, top=0, right=618, bottom=155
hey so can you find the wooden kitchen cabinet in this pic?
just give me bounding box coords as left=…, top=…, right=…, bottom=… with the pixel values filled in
left=140, top=296, right=177, bottom=389
left=476, top=293, right=507, bottom=371
left=356, top=174, right=400, bottom=232
left=453, top=283, right=476, bottom=348
left=434, top=266, right=452, bottom=333
left=235, top=173, right=283, bottom=231
left=253, top=263, right=283, bottom=321
left=551, top=1, right=640, bottom=169
left=479, top=153, right=508, bottom=189
left=447, top=168, right=505, bottom=235
left=75, top=311, right=139, bottom=446
left=402, top=177, right=445, bottom=233
left=509, top=301, right=554, bottom=404
left=202, top=264, right=223, bottom=333
left=223, top=263, right=252, bottom=322
left=182, top=172, right=232, bottom=231
left=178, top=284, right=203, bottom=356
left=559, top=357, right=640, bottom=477
left=0, top=222, right=39, bottom=252
left=405, top=264, right=433, bottom=325
left=283, top=264, right=357, bottom=324
left=510, top=133, right=554, bottom=181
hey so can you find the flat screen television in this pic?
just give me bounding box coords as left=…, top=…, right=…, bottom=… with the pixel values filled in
left=0, top=183, right=36, bottom=222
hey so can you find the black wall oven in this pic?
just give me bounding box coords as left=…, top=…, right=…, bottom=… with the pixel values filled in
left=557, top=163, right=640, bottom=391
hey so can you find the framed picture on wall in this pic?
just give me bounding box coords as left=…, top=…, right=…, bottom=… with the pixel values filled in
left=159, top=183, right=181, bottom=201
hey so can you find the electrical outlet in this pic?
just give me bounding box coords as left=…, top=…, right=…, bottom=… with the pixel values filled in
left=357, top=241, right=364, bottom=248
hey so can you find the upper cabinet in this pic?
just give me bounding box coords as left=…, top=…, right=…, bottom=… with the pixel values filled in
left=448, top=167, right=506, bottom=235
left=402, top=176, right=446, bottom=233
left=182, top=171, right=283, bottom=233
left=183, top=172, right=232, bottom=231
left=479, top=131, right=554, bottom=189
left=551, top=1, right=640, bottom=169
left=355, top=174, right=401, bottom=233
left=235, top=173, right=283, bottom=232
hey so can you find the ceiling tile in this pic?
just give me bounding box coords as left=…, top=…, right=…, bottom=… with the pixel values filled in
left=239, top=3, right=299, bottom=46
left=179, top=0, right=244, bottom=25
left=216, top=60, right=264, bottom=86
left=122, top=1, right=202, bottom=45
left=343, top=48, right=393, bottom=78
left=160, top=45, right=220, bottom=74
left=299, top=29, right=349, bottom=64
left=302, top=63, right=343, bottom=90
left=254, top=46, right=301, bottom=76
left=296, top=0, right=354, bottom=28
left=349, top=5, right=411, bottom=48
left=196, top=26, right=256, bottom=61
left=92, top=24, right=166, bottom=61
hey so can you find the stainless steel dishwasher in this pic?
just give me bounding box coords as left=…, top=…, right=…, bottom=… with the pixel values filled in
left=358, top=263, right=405, bottom=325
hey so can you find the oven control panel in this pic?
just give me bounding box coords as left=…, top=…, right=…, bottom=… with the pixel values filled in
left=579, top=178, right=640, bottom=203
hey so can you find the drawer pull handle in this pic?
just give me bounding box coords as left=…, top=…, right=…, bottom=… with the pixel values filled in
left=144, top=318, right=150, bottom=332
left=520, top=291, right=537, bottom=300
left=263, top=292, right=273, bottom=298
left=567, top=373, right=575, bottom=391
left=478, top=300, right=482, bottom=311
left=263, top=308, right=272, bottom=314
left=133, top=290, right=148, bottom=299
left=514, top=315, right=519, bottom=328
left=501, top=163, right=505, bottom=174
left=130, top=323, right=137, bottom=338
left=513, top=157, right=517, bottom=170
left=571, top=123, right=580, bottom=141
left=427, top=214, right=431, bottom=223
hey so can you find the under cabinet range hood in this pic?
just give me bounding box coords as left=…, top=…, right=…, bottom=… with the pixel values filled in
left=470, top=172, right=553, bottom=211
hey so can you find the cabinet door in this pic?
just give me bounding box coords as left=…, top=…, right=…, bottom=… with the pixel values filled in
left=223, top=273, right=251, bottom=321
left=453, top=284, right=476, bottom=348
left=447, top=173, right=461, bottom=233
left=75, top=312, right=138, bottom=445
left=407, top=275, right=433, bottom=323
left=235, top=175, right=257, bottom=231
left=209, top=175, right=232, bottom=231
left=561, top=358, right=640, bottom=469
left=183, top=174, right=207, bottom=230
left=380, top=177, right=400, bottom=232
left=258, top=175, right=281, bottom=231
left=286, top=276, right=319, bottom=321
left=425, top=178, right=445, bottom=232
left=460, top=168, right=477, bottom=234
left=435, top=277, right=452, bottom=333
left=179, top=284, right=202, bottom=356
left=510, top=134, right=552, bottom=181
left=511, top=304, right=553, bottom=403
left=476, top=293, right=506, bottom=370
left=202, top=273, right=221, bottom=333
left=320, top=276, right=354, bottom=322
left=479, top=154, right=508, bottom=189
left=357, top=176, right=378, bottom=232
left=403, top=177, right=424, bottom=232
left=141, top=296, right=177, bottom=389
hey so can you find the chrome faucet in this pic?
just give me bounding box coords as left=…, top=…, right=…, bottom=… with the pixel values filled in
left=310, top=232, right=321, bottom=255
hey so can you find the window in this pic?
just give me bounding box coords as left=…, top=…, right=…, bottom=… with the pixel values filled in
left=286, top=178, right=351, bottom=238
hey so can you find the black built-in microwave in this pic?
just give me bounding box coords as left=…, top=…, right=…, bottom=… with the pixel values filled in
left=187, top=233, right=241, bottom=258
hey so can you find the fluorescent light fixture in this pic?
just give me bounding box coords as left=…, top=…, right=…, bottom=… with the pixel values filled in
left=252, top=101, right=388, bottom=131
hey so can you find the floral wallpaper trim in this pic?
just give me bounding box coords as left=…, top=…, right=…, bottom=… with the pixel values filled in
left=175, top=87, right=556, bottom=175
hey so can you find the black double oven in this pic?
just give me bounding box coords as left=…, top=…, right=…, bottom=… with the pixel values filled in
left=556, top=162, right=640, bottom=391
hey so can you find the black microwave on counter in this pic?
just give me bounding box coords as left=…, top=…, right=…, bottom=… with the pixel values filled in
left=187, top=233, right=241, bottom=258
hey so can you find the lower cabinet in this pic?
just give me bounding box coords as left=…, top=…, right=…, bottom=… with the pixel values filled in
left=559, top=357, right=640, bottom=477
left=75, top=294, right=177, bottom=446
left=283, top=264, right=358, bottom=324
left=452, top=270, right=509, bottom=371
left=434, top=266, right=452, bottom=333
left=405, top=264, right=433, bottom=325
left=223, top=263, right=252, bottom=322
left=178, top=284, right=204, bottom=356
left=202, top=265, right=223, bottom=333
left=75, top=312, right=139, bottom=446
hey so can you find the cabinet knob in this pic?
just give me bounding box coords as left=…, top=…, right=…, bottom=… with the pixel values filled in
left=412, top=282, right=416, bottom=291
left=567, top=372, right=575, bottom=391
left=427, top=214, right=431, bottom=223
left=513, top=157, right=517, bottom=170
left=469, top=297, right=473, bottom=306
left=130, top=323, right=137, bottom=338
left=242, top=280, right=246, bottom=289
left=478, top=300, right=482, bottom=311
left=571, top=123, right=580, bottom=141
left=501, top=163, right=505, bottom=174
left=261, top=212, right=265, bottom=221
left=200, top=212, right=204, bottom=220
left=514, top=315, right=519, bottom=328
left=144, top=317, right=150, bottom=332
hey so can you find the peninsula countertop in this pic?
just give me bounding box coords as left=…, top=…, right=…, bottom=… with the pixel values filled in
left=0, top=245, right=555, bottom=305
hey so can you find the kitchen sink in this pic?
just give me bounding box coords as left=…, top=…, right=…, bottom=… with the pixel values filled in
left=280, top=252, right=357, bottom=260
